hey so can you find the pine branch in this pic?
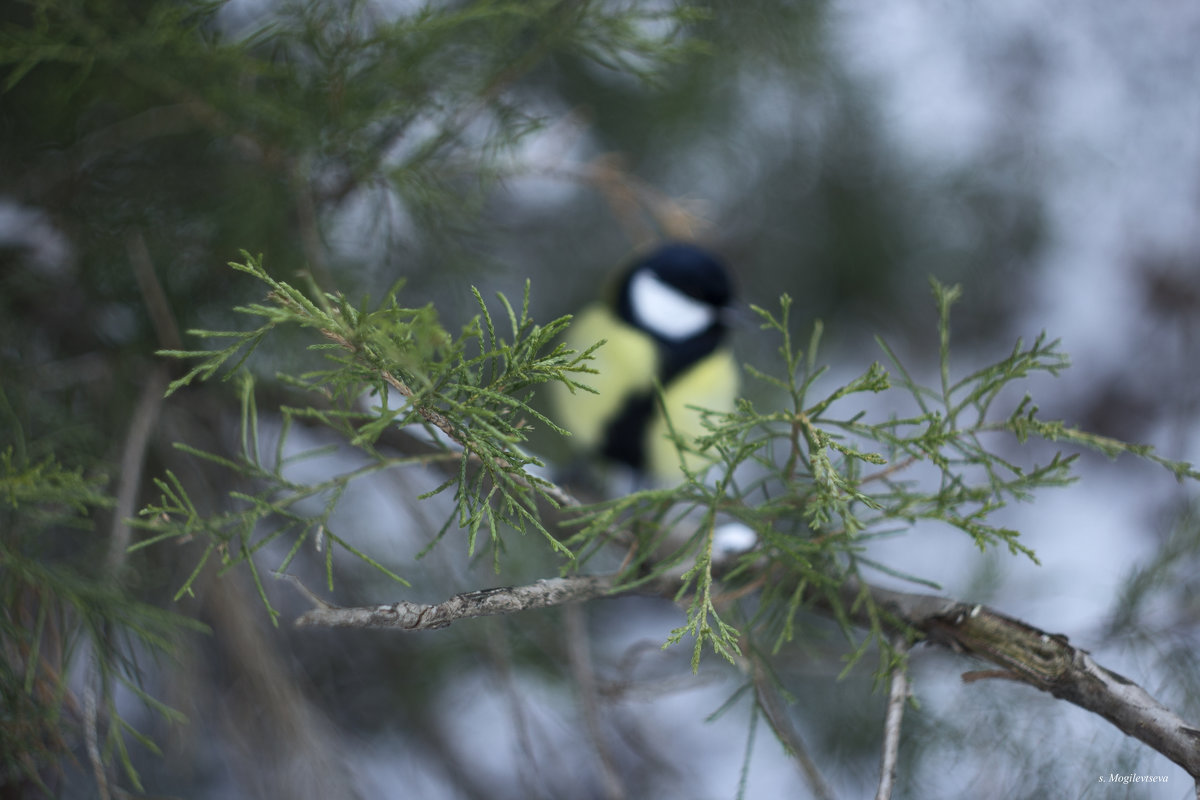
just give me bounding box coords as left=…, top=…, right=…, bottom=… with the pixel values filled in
left=287, top=563, right=1200, bottom=779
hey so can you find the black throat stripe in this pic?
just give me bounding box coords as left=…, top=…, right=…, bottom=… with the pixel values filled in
left=600, top=391, right=656, bottom=470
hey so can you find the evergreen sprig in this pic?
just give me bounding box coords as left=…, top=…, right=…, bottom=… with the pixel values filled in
left=0, top=0, right=707, bottom=254
left=561, top=279, right=1199, bottom=670
left=0, top=446, right=204, bottom=791
left=144, top=254, right=591, bottom=605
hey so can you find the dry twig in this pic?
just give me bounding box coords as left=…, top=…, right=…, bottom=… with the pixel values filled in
left=874, top=637, right=910, bottom=800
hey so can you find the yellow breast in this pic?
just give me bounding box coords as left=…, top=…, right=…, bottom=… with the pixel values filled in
left=552, top=305, right=739, bottom=482
left=551, top=306, right=659, bottom=450
left=645, top=348, right=739, bottom=480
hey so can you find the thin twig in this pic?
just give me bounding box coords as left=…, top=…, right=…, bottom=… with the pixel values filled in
left=290, top=164, right=334, bottom=291
left=113, top=229, right=178, bottom=571
left=859, top=455, right=919, bottom=486
left=565, top=603, right=626, bottom=800
left=293, top=574, right=626, bottom=630
left=107, top=367, right=169, bottom=574
left=540, top=156, right=711, bottom=247
left=750, top=659, right=837, bottom=800
left=276, top=572, right=335, bottom=611
left=127, top=230, right=182, bottom=351
left=83, top=654, right=110, bottom=800
left=114, top=231, right=178, bottom=570
left=874, top=637, right=910, bottom=800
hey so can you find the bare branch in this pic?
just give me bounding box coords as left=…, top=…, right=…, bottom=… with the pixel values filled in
left=114, top=230, right=176, bottom=570
left=127, top=229, right=182, bottom=352
left=293, top=575, right=622, bottom=630
left=108, top=368, right=169, bottom=574
left=874, top=637, right=910, bottom=800
left=843, top=580, right=1200, bottom=779
left=294, top=568, right=1200, bottom=778
left=83, top=656, right=110, bottom=800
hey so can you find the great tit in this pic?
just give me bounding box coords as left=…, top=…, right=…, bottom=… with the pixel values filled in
left=552, top=242, right=739, bottom=482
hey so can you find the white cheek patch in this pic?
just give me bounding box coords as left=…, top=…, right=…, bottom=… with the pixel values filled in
left=629, top=271, right=717, bottom=340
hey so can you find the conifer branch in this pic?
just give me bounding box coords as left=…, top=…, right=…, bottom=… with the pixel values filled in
left=152, top=262, right=1200, bottom=785
left=292, top=566, right=1200, bottom=778
left=315, top=292, right=585, bottom=513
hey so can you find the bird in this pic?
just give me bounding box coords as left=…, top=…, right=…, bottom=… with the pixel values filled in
left=551, top=242, right=740, bottom=483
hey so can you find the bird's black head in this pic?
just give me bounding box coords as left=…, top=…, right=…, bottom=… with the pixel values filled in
left=616, top=243, right=734, bottom=335
left=638, top=242, right=734, bottom=309
left=614, top=242, right=735, bottom=381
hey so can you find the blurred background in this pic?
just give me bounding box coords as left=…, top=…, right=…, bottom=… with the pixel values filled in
left=3, top=0, right=1200, bottom=797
